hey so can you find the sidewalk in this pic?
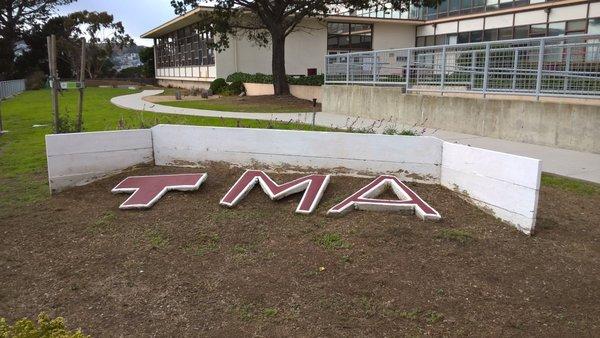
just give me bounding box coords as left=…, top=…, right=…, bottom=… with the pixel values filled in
left=111, top=90, right=600, bottom=183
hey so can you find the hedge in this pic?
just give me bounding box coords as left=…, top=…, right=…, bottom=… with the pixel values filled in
left=226, top=72, right=324, bottom=86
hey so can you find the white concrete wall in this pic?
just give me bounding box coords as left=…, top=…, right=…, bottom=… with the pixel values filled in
left=216, top=18, right=328, bottom=78
left=151, top=125, right=443, bottom=182
left=44, top=125, right=542, bottom=234
left=372, top=22, right=416, bottom=50
left=243, top=83, right=322, bottom=102
left=45, top=130, right=154, bottom=193
left=441, top=142, right=541, bottom=234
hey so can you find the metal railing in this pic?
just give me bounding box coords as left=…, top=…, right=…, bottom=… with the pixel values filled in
left=0, top=79, right=26, bottom=100
left=325, top=34, right=600, bottom=98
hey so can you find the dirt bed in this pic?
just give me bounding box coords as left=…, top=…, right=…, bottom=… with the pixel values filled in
left=1, top=163, right=599, bottom=336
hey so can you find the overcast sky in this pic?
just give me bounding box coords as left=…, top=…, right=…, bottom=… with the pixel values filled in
left=57, top=0, right=178, bottom=46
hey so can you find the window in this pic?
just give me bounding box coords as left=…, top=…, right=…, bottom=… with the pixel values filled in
left=514, top=25, right=529, bottom=39
left=458, top=32, right=470, bottom=44
left=499, top=27, right=513, bottom=40
left=327, top=22, right=373, bottom=51
left=548, top=22, right=566, bottom=36
left=566, top=19, right=586, bottom=35
left=154, top=24, right=215, bottom=69
left=484, top=29, right=498, bottom=41
left=470, top=30, right=483, bottom=43
left=530, top=24, right=547, bottom=38
left=588, top=18, right=600, bottom=35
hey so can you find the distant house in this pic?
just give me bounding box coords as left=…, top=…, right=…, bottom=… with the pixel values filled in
left=141, top=1, right=599, bottom=89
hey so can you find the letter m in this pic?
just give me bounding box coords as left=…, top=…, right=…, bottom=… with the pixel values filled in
left=220, top=170, right=330, bottom=214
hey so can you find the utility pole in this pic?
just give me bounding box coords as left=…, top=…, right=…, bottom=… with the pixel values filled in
left=47, top=34, right=60, bottom=133
left=76, top=38, right=86, bottom=132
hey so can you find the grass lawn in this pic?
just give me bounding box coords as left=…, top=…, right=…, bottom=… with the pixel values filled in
left=0, top=88, right=328, bottom=216
left=157, top=95, right=319, bottom=113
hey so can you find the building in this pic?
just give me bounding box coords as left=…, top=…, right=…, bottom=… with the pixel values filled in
left=141, top=0, right=599, bottom=89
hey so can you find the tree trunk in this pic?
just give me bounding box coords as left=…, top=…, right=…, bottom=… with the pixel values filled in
left=271, top=33, right=290, bottom=96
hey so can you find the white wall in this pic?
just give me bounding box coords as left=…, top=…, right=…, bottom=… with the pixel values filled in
left=151, top=125, right=443, bottom=182
left=441, top=142, right=541, bottom=234
left=44, top=126, right=542, bottom=235
left=216, top=18, right=328, bottom=78
left=45, top=130, right=154, bottom=193
left=372, top=22, right=416, bottom=50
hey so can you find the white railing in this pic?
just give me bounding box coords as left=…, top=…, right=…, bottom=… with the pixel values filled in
left=0, top=79, right=26, bottom=100
left=325, top=34, right=600, bottom=98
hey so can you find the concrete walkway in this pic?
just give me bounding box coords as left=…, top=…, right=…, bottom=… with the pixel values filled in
left=111, top=90, right=600, bottom=183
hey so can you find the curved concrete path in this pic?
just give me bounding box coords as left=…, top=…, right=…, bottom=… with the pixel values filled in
left=112, top=90, right=600, bottom=183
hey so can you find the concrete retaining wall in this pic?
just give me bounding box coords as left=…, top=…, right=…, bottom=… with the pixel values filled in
left=322, top=85, right=600, bottom=154
left=441, top=142, right=541, bottom=234
left=44, top=125, right=542, bottom=234
left=244, top=83, right=322, bottom=102
left=151, top=125, right=443, bottom=182
left=45, top=130, right=154, bottom=193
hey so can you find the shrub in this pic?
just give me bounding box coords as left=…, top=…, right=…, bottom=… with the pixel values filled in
left=209, top=78, right=228, bottom=94
left=288, top=74, right=324, bottom=86
left=227, top=81, right=244, bottom=95
left=0, top=313, right=89, bottom=338
left=26, top=70, right=47, bottom=90
left=225, top=72, right=323, bottom=86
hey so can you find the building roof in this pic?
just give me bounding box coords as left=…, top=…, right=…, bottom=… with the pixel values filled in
left=140, top=6, right=422, bottom=39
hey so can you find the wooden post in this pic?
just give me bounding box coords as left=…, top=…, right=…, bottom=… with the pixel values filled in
left=0, top=99, right=4, bottom=134
left=47, top=35, right=60, bottom=133
left=77, top=39, right=86, bottom=132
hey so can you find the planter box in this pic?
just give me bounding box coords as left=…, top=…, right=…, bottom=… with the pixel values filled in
left=243, top=82, right=322, bottom=103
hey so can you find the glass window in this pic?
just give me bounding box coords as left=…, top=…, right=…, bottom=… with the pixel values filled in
left=436, top=34, right=447, bottom=45
left=458, top=32, right=470, bottom=43
left=530, top=24, right=547, bottom=37
left=499, top=0, right=513, bottom=9
left=514, top=25, right=528, bottom=39
left=566, top=19, right=586, bottom=34
left=548, top=21, right=566, bottom=36
left=327, top=22, right=372, bottom=51
left=588, top=18, right=600, bottom=35
left=499, top=27, right=513, bottom=40
left=450, top=0, right=460, bottom=13
left=438, top=0, right=449, bottom=17
left=484, top=29, right=498, bottom=41
left=470, top=30, right=483, bottom=43
left=416, top=36, right=426, bottom=47
left=448, top=34, right=458, bottom=45
left=486, top=0, right=499, bottom=10
left=461, top=0, right=472, bottom=12
left=425, top=36, right=435, bottom=46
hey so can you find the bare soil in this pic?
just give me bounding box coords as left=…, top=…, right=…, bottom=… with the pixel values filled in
left=144, top=94, right=321, bottom=110
left=1, top=163, right=599, bottom=336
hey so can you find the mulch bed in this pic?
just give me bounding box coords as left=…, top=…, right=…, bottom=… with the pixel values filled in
left=1, top=163, right=599, bottom=336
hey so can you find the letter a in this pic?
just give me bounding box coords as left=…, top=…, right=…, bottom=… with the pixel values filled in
left=327, top=175, right=441, bottom=220
left=220, top=170, right=330, bottom=214
left=112, top=173, right=207, bottom=209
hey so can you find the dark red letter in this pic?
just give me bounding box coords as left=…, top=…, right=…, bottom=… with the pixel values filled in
left=220, top=170, right=330, bottom=214
left=327, top=175, right=441, bottom=220
left=112, top=173, right=207, bottom=209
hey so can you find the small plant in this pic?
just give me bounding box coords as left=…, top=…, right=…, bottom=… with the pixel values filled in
left=383, top=127, right=421, bottom=136
left=262, top=308, right=278, bottom=317
left=425, top=310, right=444, bottom=324
left=315, top=233, right=350, bottom=250
left=399, top=309, right=420, bottom=320
left=0, top=313, right=89, bottom=338
left=146, top=229, right=168, bottom=249
left=186, top=233, right=220, bottom=256
left=209, top=78, right=228, bottom=94
left=435, top=229, right=473, bottom=244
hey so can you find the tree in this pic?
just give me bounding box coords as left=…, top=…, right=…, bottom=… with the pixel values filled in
left=170, top=0, right=435, bottom=95
left=0, top=0, right=75, bottom=80
left=139, top=46, right=155, bottom=78
left=61, top=11, right=133, bottom=79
